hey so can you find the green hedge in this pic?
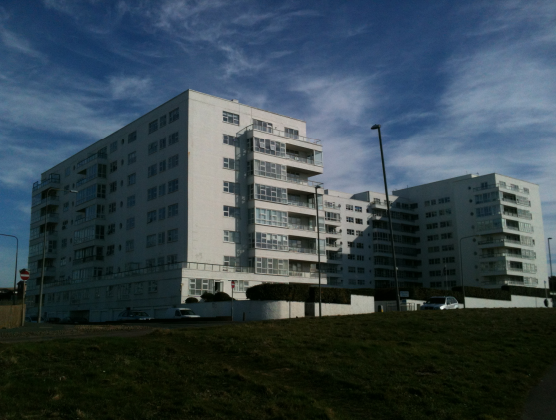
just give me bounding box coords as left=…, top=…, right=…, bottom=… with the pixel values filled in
left=452, top=286, right=511, bottom=301
left=246, top=284, right=373, bottom=304
left=502, top=285, right=548, bottom=299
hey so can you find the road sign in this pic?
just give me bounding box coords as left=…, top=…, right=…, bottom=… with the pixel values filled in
left=231, top=281, right=235, bottom=289
left=400, top=291, right=409, bottom=298
left=19, top=269, right=30, bottom=281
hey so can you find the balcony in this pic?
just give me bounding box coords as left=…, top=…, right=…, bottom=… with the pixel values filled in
left=32, top=174, right=61, bottom=192
left=75, top=214, right=105, bottom=226
left=76, top=151, right=107, bottom=169
left=73, top=255, right=104, bottom=265
left=473, top=183, right=530, bottom=194
left=288, top=223, right=316, bottom=232
left=241, top=123, right=321, bottom=145
left=288, top=200, right=315, bottom=209
left=32, top=195, right=59, bottom=208
left=482, top=276, right=538, bottom=286
left=286, top=175, right=321, bottom=187
left=31, top=213, right=59, bottom=226
left=289, top=247, right=317, bottom=255
left=326, top=228, right=341, bottom=235
left=478, top=237, right=535, bottom=247
left=288, top=271, right=326, bottom=278
left=286, top=153, right=316, bottom=165
left=480, top=252, right=536, bottom=260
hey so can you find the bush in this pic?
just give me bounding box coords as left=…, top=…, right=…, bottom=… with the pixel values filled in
left=185, top=297, right=199, bottom=304
left=245, top=284, right=373, bottom=305
left=213, top=292, right=232, bottom=302
left=200, top=292, right=215, bottom=302
left=452, top=286, right=511, bottom=301
left=503, top=285, right=548, bottom=298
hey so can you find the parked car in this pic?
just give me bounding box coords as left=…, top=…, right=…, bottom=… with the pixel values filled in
left=420, top=296, right=459, bottom=310
left=60, top=317, right=89, bottom=324
left=116, top=310, right=153, bottom=321
left=164, top=308, right=201, bottom=319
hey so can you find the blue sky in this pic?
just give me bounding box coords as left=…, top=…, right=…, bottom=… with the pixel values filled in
left=0, top=0, right=555, bottom=287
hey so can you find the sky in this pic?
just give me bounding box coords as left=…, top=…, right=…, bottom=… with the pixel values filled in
left=0, top=0, right=555, bottom=287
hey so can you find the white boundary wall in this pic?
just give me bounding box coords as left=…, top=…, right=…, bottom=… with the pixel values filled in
left=463, top=295, right=549, bottom=308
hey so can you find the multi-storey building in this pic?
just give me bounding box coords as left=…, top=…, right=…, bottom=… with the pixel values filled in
left=25, top=90, right=548, bottom=321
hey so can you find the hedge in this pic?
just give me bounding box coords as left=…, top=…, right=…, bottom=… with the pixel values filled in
left=503, top=285, right=548, bottom=299
left=246, top=284, right=374, bottom=305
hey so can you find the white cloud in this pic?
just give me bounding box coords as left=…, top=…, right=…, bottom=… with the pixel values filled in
left=0, top=27, right=45, bottom=59
left=109, top=75, right=152, bottom=100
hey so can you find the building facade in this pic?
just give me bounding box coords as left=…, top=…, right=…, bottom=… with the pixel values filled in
left=25, top=90, right=548, bottom=321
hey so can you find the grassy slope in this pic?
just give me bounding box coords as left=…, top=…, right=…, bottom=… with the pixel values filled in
left=1, top=309, right=556, bottom=420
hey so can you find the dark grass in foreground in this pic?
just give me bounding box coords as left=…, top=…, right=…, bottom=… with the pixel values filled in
left=1, top=309, right=556, bottom=420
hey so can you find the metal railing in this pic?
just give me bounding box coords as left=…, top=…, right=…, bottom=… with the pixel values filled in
left=288, top=247, right=317, bottom=255
left=473, top=183, right=530, bottom=194
left=32, top=196, right=59, bottom=208
left=288, top=223, right=316, bottom=232
left=480, top=253, right=536, bottom=260
left=288, top=200, right=315, bottom=209
left=74, top=214, right=106, bottom=226
left=76, top=152, right=107, bottom=169
left=243, top=124, right=321, bottom=145
left=286, top=154, right=316, bottom=164
left=32, top=175, right=60, bottom=191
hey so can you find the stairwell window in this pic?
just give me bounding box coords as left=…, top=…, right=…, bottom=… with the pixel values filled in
left=223, top=111, right=239, bottom=125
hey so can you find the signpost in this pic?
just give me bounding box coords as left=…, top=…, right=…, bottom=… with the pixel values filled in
left=20, top=269, right=30, bottom=281
left=231, top=281, right=235, bottom=321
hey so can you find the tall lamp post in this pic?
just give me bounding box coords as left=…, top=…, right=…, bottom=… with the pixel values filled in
left=314, top=184, right=322, bottom=318
left=371, top=124, right=400, bottom=312
left=548, top=238, right=553, bottom=297
left=0, top=234, right=18, bottom=305
left=38, top=187, right=77, bottom=323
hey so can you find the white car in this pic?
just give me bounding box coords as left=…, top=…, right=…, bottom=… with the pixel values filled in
left=420, top=296, right=459, bottom=310
left=116, top=310, right=153, bottom=321
left=164, top=308, right=201, bottom=319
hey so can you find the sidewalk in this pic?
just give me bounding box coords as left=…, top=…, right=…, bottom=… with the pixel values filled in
left=522, top=363, right=556, bottom=420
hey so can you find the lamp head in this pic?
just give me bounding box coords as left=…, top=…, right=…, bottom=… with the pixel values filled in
left=550, top=237, right=553, bottom=240
left=70, top=190, right=78, bottom=193
left=371, top=124, right=381, bottom=130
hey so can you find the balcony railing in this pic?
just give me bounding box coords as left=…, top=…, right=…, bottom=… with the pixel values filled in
left=286, top=153, right=316, bottom=165
left=243, top=124, right=321, bottom=145
left=32, top=196, right=59, bottom=208
left=480, top=253, right=536, bottom=260
left=288, top=200, right=315, bottom=209
left=473, top=183, right=530, bottom=194
left=76, top=152, right=107, bottom=169
left=74, top=214, right=105, bottom=226
left=289, top=247, right=317, bottom=255
left=482, top=277, right=538, bottom=286
left=288, top=224, right=316, bottom=232
left=32, top=174, right=61, bottom=192
left=286, top=176, right=321, bottom=187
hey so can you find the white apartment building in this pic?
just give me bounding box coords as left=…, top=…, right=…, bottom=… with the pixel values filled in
left=25, top=90, right=548, bottom=321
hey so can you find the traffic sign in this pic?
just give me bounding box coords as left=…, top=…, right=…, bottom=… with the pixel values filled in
left=231, top=281, right=236, bottom=289
left=19, top=269, right=30, bottom=281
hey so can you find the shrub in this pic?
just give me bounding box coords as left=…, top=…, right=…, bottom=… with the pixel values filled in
left=213, top=292, right=232, bottom=302
left=452, top=286, right=510, bottom=301
left=245, top=284, right=372, bottom=304
left=503, top=285, right=547, bottom=298
left=185, top=297, right=199, bottom=304
left=200, top=292, right=215, bottom=302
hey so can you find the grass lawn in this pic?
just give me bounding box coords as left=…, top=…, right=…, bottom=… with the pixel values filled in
left=1, top=308, right=555, bottom=419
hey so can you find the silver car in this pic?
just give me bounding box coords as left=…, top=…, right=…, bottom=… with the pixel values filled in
left=420, top=296, right=459, bottom=310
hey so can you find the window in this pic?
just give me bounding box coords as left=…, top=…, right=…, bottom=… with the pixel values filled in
left=128, top=152, right=137, bottom=164
left=347, top=242, right=354, bottom=248
left=110, top=141, right=117, bottom=153
left=223, top=111, right=239, bottom=125
left=442, top=244, right=455, bottom=251
left=346, top=204, right=354, bottom=211
left=168, top=132, right=179, bottom=145
left=158, top=184, right=166, bottom=196
left=427, top=235, right=439, bottom=241
left=357, top=255, right=364, bottom=261
left=348, top=267, right=356, bottom=273
left=128, top=132, right=137, bottom=143
left=224, top=206, right=240, bottom=218
left=149, top=120, right=158, bottom=134
left=127, top=195, right=136, bottom=208
left=148, top=141, right=158, bottom=155
left=126, top=217, right=135, bottom=230
left=168, top=154, right=179, bottom=169
left=158, top=207, right=166, bottom=220
left=425, top=212, right=437, bottom=218
left=110, top=161, right=118, bottom=173
left=355, top=218, right=363, bottom=224
left=224, top=230, right=240, bottom=243
left=426, top=223, right=438, bottom=230
left=356, top=243, right=364, bottom=248
left=223, top=158, right=237, bottom=170
left=168, top=203, right=178, bottom=217
left=440, top=221, right=452, bottom=228
left=146, top=234, right=156, bottom=248
left=107, top=224, right=115, bottom=235
left=148, top=280, right=158, bottom=293
left=63, top=202, right=69, bottom=212
left=128, top=173, right=136, bottom=185
left=169, top=108, right=179, bottom=123
left=223, top=135, right=238, bottom=146
left=159, top=160, right=166, bottom=173
left=356, top=230, right=363, bottom=236
left=346, top=217, right=354, bottom=223
left=441, top=233, right=453, bottom=240
left=61, top=239, right=67, bottom=248
left=428, top=246, right=440, bottom=252
left=348, top=254, right=355, bottom=260
left=224, top=256, right=240, bottom=267
left=167, top=229, right=178, bottom=242
left=355, top=206, right=362, bottom=213
left=147, top=210, right=157, bottom=224
left=159, top=115, right=167, bottom=128
left=147, top=187, right=157, bottom=201
left=148, top=164, right=157, bottom=177
left=443, top=257, right=456, bottom=263
left=250, top=208, right=288, bottom=227
left=125, top=240, right=134, bottom=252
left=250, top=184, right=288, bottom=204
left=168, top=179, right=179, bottom=193
left=159, top=137, right=166, bottom=149
left=253, top=119, right=272, bottom=133
left=346, top=229, right=354, bottom=235
left=106, top=245, right=114, bottom=256
left=158, top=232, right=165, bottom=244
left=223, top=181, right=239, bottom=194
left=429, top=258, right=441, bottom=265
left=109, top=181, right=117, bottom=193
left=284, top=127, right=299, bottom=139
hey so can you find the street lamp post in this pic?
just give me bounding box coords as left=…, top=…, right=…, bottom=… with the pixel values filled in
left=37, top=187, right=77, bottom=323
left=0, top=234, right=18, bottom=305
left=458, top=235, right=477, bottom=309
left=548, top=238, right=553, bottom=300
left=371, top=124, right=401, bottom=312
left=315, top=184, right=322, bottom=318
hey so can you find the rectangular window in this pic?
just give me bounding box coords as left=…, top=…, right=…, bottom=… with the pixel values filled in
left=109, top=181, right=117, bottom=193
left=147, top=210, right=157, bottom=223
left=127, top=195, right=136, bottom=208
left=168, top=132, right=179, bottom=145
left=110, top=141, right=117, bottom=153
left=224, top=206, right=240, bottom=218
left=146, top=234, right=156, bottom=248
left=355, top=206, right=362, bottom=213
left=346, top=204, right=354, bottom=211
left=158, top=232, right=165, bottom=245
left=126, top=217, right=135, bottom=230
left=168, top=179, right=179, bottom=193
left=252, top=208, right=288, bottom=227
left=223, top=111, right=239, bottom=125
left=169, top=108, right=179, bottom=123
left=357, top=255, right=364, bottom=261
left=253, top=119, right=273, bottom=133
left=149, top=120, right=158, bottom=134
left=250, top=184, right=288, bottom=204
left=147, top=187, right=157, bottom=201
left=355, top=218, right=363, bottom=224
left=159, top=207, right=166, bottom=220
left=442, top=244, right=455, bottom=251
left=168, top=203, right=178, bottom=217
left=128, top=132, right=137, bottom=143
left=284, top=127, right=299, bottom=139
left=223, top=134, right=238, bottom=146
left=128, top=152, right=137, bottom=164
left=159, top=115, right=167, bottom=128
left=148, top=141, right=158, bottom=155
left=125, top=240, right=134, bottom=252
left=167, top=228, right=178, bottom=243
left=168, top=154, right=179, bottom=169
left=249, top=137, right=286, bottom=157
left=159, top=160, right=166, bottom=173
left=224, top=256, right=240, bottom=267
left=250, top=232, right=288, bottom=251
left=223, top=157, right=237, bottom=170
left=158, top=183, right=166, bottom=196
left=347, top=255, right=355, bottom=260
left=224, top=230, right=240, bottom=243
left=148, top=164, right=157, bottom=177
left=159, top=137, right=166, bottom=149
left=110, top=161, right=117, bottom=173
left=346, top=217, right=354, bottom=223
left=128, top=173, right=136, bottom=185
left=356, top=231, right=363, bottom=236
left=356, top=243, right=364, bottom=248
left=148, top=280, right=158, bottom=293
left=347, top=229, right=355, bottom=235
left=223, top=181, right=239, bottom=194
left=251, top=257, right=287, bottom=275
left=106, top=245, right=114, bottom=256
left=107, top=224, right=115, bottom=235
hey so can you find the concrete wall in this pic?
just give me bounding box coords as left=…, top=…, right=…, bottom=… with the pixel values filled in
left=0, top=305, right=25, bottom=328
left=464, top=295, right=549, bottom=308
